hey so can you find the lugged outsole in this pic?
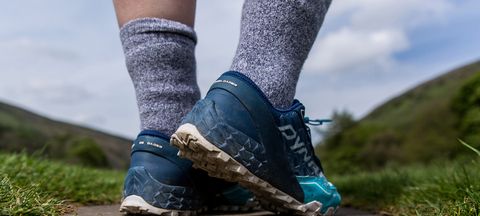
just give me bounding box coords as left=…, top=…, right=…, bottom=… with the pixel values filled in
left=171, top=123, right=335, bottom=216
left=210, top=199, right=262, bottom=213
left=120, top=195, right=197, bottom=216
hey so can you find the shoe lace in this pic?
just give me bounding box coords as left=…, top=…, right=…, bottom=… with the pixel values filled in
left=302, top=116, right=332, bottom=175
left=303, top=117, right=332, bottom=126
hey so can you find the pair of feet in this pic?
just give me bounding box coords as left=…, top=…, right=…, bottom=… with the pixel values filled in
left=120, top=71, right=341, bottom=215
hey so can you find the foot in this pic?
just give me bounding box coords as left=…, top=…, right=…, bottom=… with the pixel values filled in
left=171, top=71, right=341, bottom=215
left=120, top=130, right=204, bottom=215
left=120, top=130, right=259, bottom=215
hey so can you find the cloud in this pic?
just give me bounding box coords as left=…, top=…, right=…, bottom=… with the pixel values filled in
left=304, top=0, right=453, bottom=74
left=325, top=0, right=452, bottom=30
left=20, top=79, right=93, bottom=105
left=306, top=28, right=408, bottom=74
left=0, top=34, right=137, bottom=137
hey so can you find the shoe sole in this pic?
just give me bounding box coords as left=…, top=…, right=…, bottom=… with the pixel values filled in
left=171, top=123, right=336, bottom=216
left=120, top=195, right=196, bottom=215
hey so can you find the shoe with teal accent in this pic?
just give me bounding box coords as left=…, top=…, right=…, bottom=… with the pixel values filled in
left=171, top=71, right=341, bottom=215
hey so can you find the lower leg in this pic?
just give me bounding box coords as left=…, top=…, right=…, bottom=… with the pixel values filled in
left=231, top=0, right=331, bottom=108
left=113, top=0, right=196, bottom=27
left=113, top=0, right=199, bottom=135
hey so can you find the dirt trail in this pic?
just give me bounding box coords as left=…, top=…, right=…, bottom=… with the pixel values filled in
left=68, top=205, right=377, bottom=216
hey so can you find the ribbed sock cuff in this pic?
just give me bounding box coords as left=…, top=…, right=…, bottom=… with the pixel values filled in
left=120, top=17, right=197, bottom=45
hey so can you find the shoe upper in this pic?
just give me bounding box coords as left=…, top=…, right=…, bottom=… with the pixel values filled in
left=181, top=71, right=341, bottom=210
left=277, top=101, right=324, bottom=177
left=124, top=130, right=257, bottom=211
left=123, top=130, right=205, bottom=210
left=277, top=105, right=341, bottom=212
left=182, top=71, right=305, bottom=202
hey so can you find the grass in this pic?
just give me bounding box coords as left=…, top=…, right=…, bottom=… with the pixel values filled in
left=460, top=139, right=480, bottom=157
left=0, top=152, right=124, bottom=215
left=1, top=144, right=478, bottom=215
left=332, top=156, right=480, bottom=215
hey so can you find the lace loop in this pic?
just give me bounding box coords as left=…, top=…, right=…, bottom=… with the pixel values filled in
left=304, top=117, right=332, bottom=126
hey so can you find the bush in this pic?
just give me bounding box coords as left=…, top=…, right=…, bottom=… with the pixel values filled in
left=67, top=138, right=109, bottom=168
left=452, top=73, right=480, bottom=148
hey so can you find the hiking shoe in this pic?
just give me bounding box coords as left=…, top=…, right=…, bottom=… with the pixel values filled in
left=120, top=130, right=204, bottom=215
left=171, top=71, right=340, bottom=215
left=120, top=130, right=261, bottom=215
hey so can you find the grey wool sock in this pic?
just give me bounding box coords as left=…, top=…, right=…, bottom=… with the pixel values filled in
left=231, top=0, right=331, bottom=108
left=120, top=18, right=200, bottom=136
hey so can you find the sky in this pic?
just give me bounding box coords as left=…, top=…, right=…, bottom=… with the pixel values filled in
left=0, top=0, right=479, bottom=140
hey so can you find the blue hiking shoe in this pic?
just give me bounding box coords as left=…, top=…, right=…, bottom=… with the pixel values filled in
left=120, top=130, right=259, bottom=215
left=171, top=71, right=340, bottom=215
left=120, top=130, right=205, bottom=215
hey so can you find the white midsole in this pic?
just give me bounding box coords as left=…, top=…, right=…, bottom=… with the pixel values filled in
left=120, top=195, right=193, bottom=215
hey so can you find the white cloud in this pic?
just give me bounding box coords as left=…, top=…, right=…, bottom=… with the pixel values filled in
left=326, top=0, right=452, bottom=29
left=305, top=0, right=453, bottom=74
left=306, top=28, right=408, bottom=73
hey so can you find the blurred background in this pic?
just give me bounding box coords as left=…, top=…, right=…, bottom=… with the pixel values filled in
left=1, top=0, right=480, bottom=215
left=0, top=0, right=479, bottom=168
left=0, top=0, right=477, bottom=137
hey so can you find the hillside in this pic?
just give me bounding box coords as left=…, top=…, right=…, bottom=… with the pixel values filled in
left=0, top=101, right=131, bottom=169
left=318, top=60, right=480, bottom=173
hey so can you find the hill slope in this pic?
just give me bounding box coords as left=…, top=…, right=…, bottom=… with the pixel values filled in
left=0, top=101, right=131, bottom=169
left=318, top=60, right=480, bottom=173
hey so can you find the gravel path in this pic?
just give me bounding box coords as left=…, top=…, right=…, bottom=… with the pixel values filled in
left=68, top=205, right=377, bottom=216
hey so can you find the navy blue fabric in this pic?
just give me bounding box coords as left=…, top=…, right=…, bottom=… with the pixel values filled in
left=124, top=131, right=203, bottom=209
left=183, top=71, right=305, bottom=202
left=123, top=166, right=202, bottom=210
left=130, top=132, right=194, bottom=186
left=276, top=103, right=325, bottom=176
left=124, top=130, right=250, bottom=210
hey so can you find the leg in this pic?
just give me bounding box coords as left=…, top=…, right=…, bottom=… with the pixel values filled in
left=172, top=1, right=341, bottom=215
left=114, top=2, right=257, bottom=214
left=114, top=1, right=203, bottom=214
left=114, top=0, right=199, bottom=136
left=231, top=0, right=331, bottom=108
left=114, top=0, right=196, bottom=27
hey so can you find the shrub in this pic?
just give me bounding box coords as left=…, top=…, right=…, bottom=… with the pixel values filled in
left=67, top=138, right=109, bottom=168
left=452, top=72, right=480, bottom=148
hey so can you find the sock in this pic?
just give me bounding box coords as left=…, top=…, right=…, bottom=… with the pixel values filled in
left=120, top=18, right=200, bottom=136
left=230, top=0, right=331, bottom=108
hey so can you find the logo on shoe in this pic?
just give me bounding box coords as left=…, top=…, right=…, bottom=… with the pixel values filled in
left=132, top=140, right=164, bottom=149
left=278, top=124, right=321, bottom=176
left=214, top=79, right=238, bottom=87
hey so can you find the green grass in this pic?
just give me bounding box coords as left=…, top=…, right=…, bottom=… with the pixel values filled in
left=1, top=145, right=478, bottom=215
left=0, top=152, right=124, bottom=215
left=333, top=158, right=480, bottom=215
